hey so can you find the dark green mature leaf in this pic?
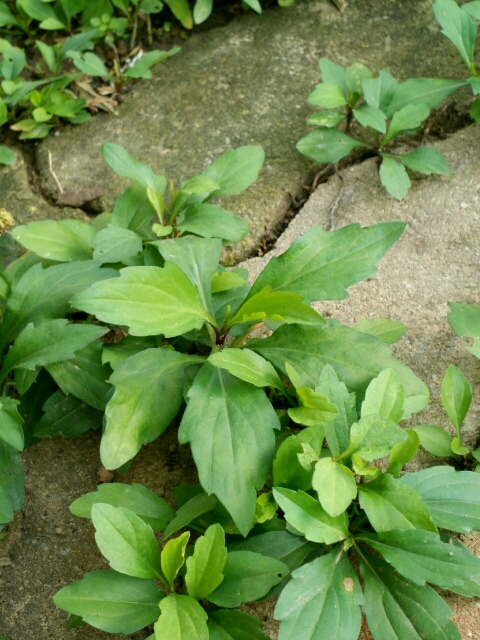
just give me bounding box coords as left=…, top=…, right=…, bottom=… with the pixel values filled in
left=70, top=483, right=174, bottom=530
left=11, top=219, right=94, bottom=262
left=32, top=391, right=102, bottom=439
left=177, top=204, right=249, bottom=243
left=0, top=440, right=24, bottom=525
left=200, top=146, right=265, bottom=197
left=361, top=368, right=404, bottom=423
left=102, top=143, right=157, bottom=190
left=163, top=493, right=219, bottom=540
left=102, top=336, right=157, bottom=370
left=358, top=473, right=437, bottom=533
left=53, top=570, right=163, bottom=634
left=357, top=530, right=480, bottom=596
left=312, top=457, right=357, bottom=517
left=441, top=364, right=472, bottom=437
left=0, top=261, right=116, bottom=353
left=316, top=364, right=355, bottom=457
left=379, top=156, right=411, bottom=201
left=92, top=504, right=163, bottom=580
left=208, top=610, right=271, bottom=640
left=179, top=364, right=279, bottom=536
left=92, top=225, right=143, bottom=264
left=248, top=323, right=429, bottom=419
left=154, top=594, right=208, bottom=640
left=208, top=348, right=284, bottom=390
left=448, top=302, right=480, bottom=358
left=248, top=222, right=405, bottom=303
left=358, top=547, right=461, bottom=640
left=186, top=524, right=227, bottom=599
left=353, top=318, right=406, bottom=344
left=207, top=551, right=288, bottom=607
left=72, top=263, right=215, bottom=337
left=382, top=104, right=430, bottom=145
left=384, top=78, right=468, bottom=118
left=398, top=147, right=451, bottom=175
left=101, top=348, right=203, bottom=469
left=275, top=548, right=362, bottom=640
left=0, top=397, right=24, bottom=450
left=319, top=58, right=347, bottom=94
left=273, top=425, right=325, bottom=491
left=400, top=466, right=480, bottom=533
left=362, top=71, right=398, bottom=111
left=273, top=487, right=349, bottom=544
left=353, top=104, right=386, bottom=133
left=110, top=183, right=157, bottom=236
left=433, top=0, right=477, bottom=70
left=1, top=320, right=107, bottom=380
left=229, top=531, right=317, bottom=572
left=296, top=129, right=368, bottom=164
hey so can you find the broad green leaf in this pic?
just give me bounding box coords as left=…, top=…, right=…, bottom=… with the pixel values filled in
left=399, top=466, right=480, bottom=533
left=0, top=397, right=24, bottom=450
left=433, top=0, right=477, bottom=70
left=385, top=78, right=468, bottom=118
left=413, top=424, right=454, bottom=458
left=288, top=387, right=338, bottom=427
left=0, top=3, right=20, bottom=27
left=162, top=531, right=190, bottom=590
left=186, top=524, right=227, bottom=599
left=345, top=414, right=406, bottom=460
left=248, top=222, right=405, bottom=303
left=71, top=263, right=215, bottom=338
left=208, top=348, right=284, bottom=389
left=180, top=175, right=220, bottom=195
left=273, top=487, right=349, bottom=544
left=176, top=204, right=249, bottom=243
left=307, top=83, right=347, bottom=108
left=1, top=320, right=107, bottom=381
left=206, top=551, right=288, bottom=607
left=154, top=594, right=208, bottom=640
left=53, top=570, right=163, bottom=634
left=358, top=473, right=437, bottom=533
left=315, top=364, right=355, bottom=457
left=397, top=147, right=451, bottom=175
left=441, top=364, right=472, bottom=437
left=200, top=146, right=265, bottom=197
left=296, top=129, right=368, bottom=164
left=353, top=318, right=406, bottom=344
left=358, top=547, right=461, bottom=640
left=111, top=183, right=157, bottom=235
left=353, top=104, right=386, bottom=133
left=123, top=49, right=177, bottom=79
left=382, top=104, right=430, bottom=145
left=208, top=610, right=270, bottom=640
left=319, top=58, right=347, bottom=94
left=102, top=143, right=157, bottom=190
left=361, top=368, right=404, bottom=423
left=0, top=146, right=16, bottom=165
left=346, top=62, right=372, bottom=95
left=448, top=302, right=480, bottom=358
left=379, top=156, right=411, bottom=201
left=102, top=336, right=157, bottom=370
left=32, top=391, right=101, bottom=439
left=0, top=440, right=23, bottom=525
left=312, top=457, right=357, bottom=517
left=463, top=1, right=480, bottom=20
left=248, top=323, right=429, bottom=418
left=92, top=225, right=143, bottom=264
left=307, top=110, right=345, bottom=128
left=228, top=286, right=323, bottom=327
left=69, top=483, right=174, bottom=530
left=0, top=261, right=116, bottom=353
left=273, top=425, right=325, bottom=491
left=179, top=364, right=279, bottom=536
left=275, top=549, right=362, bottom=640
left=101, top=348, right=204, bottom=469
left=357, top=530, right=480, bottom=596
left=92, top=504, right=163, bottom=580
left=163, top=493, right=219, bottom=540
left=194, top=0, right=213, bottom=24
left=362, top=71, right=398, bottom=111
left=12, top=219, right=94, bottom=262
left=68, top=50, right=110, bottom=77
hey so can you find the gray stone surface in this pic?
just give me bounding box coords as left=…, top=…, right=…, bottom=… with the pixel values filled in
left=36, top=0, right=467, bottom=258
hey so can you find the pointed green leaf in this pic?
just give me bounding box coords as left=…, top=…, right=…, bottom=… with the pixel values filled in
left=358, top=473, right=437, bottom=533
left=208, top=610, right=271, bottom=640
left=154, top=594, right=208, bottom=640
left=399, top=466, right=480, bottom=533
left=92, top=225, right=143, bottom=264
left=463, top=1, right=480, bottom=20
left=385, top=78, right=468, bottom=118
left=346, top=62, right=372, bottom=95
left=207, top=550, right=288, bottom=607
left=312, top=457, right=357, bottom=517
left=273, top=487, right=349, bottom=544
left=345, top=414, right=406, bottom=460
left=186, top=524, right=227, bottom=599
left=441, top=364, right=472, bottom=437
left=379, top=156, right=411, bottom=201
left=297, top=129, right=368, bottom=164
left=110, top=183, right=157, bottom=235
left=307, top=110, right=345, bottom=128
left=319, top=58, right=347, bottom=94
left=388, top=428, right=419, bottom=476
left=433, top=0, right=477, bottom=70
left=162, top=531, right=190, bottom=590
left=248, top=223, right=405, bottom=303
left=92, top=504, right=163, bottom=580
left=275, top=549, right=362, bottom=640
left=353, top=104, right=386, bottom=133
left=361, top=368, right=404, bottom=423
left=32, top=391, right=101, bottom=439
left=176, top=204, right=249, bottom=243
left=208, top=348, right=284, bottom=389
left=413, top=424, right=454, bottom=458
left=362, top=71, right=398, bottom=111
left=71, top=263, right=215, bottom=337
left=307, top=83, right=347, bottom=108
left=0, top=397, right=24, bottom=450
left=163, top=493, right=219, bottom=540
left=101, top=348, right=203, bottom=469
left=102, top=143, right=157, bottom=189
left=179, top=364, right=279, bottom=536
left=200, top=146, right=265, bottom=196
left=273, top=425, right=325, bottom=491
left=358, top=547, right=461, bottom=640
left=70, top=483, right=174, bottom=530
left=382, top=103, right=430, bottom=145
left=288, top=387, right=338, bottom=426
left=53, top=570, right=164, bottom=634
left=397, top=147, right=451, bottom=175
left=11, top=219, right=95, bottom=262
left=353, top=318, right=406, bottom=344
left=315, top=364, right=355, bottom=457
left=448, top=301, right=480, bottom=339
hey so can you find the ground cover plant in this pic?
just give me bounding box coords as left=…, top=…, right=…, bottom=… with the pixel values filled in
left=297, top=0, right=480, bottom=200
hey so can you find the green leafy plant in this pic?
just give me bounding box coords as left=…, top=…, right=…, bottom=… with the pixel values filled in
left=297, top=0, right=480, bottom=200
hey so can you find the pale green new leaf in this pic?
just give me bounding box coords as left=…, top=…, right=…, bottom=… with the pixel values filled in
left=297, top=129, right=368, bottom=164
left=92, top=225, right=143, bottom=264
left=433, top=0, right=477, bottom=70
left=71, top=263, right=215, bottom=337
left=163, top=493, right=219, bottom=541
left=353, top=104, right=386, bottom=133
left=398, top=147, right=451, bottom=175
left=102, top=143, right=157, bottom=190
left=312, top=457, right=357, bottom=517
left=315, top=365, right=355, bottom=456
left=12, top=219, right=94, bottom=262
left=273, top=487, right=349, bottom=544
left=163, top=0, right=193, bottom=28
left=186, top=524, right=227, bottom=599
left=412, top=424, right=454, bottom=458
left=179, top=364, right=279, bottom=535
left=441, top=364, right=472, bottom=437
left=200, top=146, right=265, bottom=197
left=154, top=594, right=208, bottom=640
left=162, top=532, right=190, bottom=590
left=273, top=425, right=325, bottom=491
left=68, top=51, right=110, bottom=77
left=388, top=429, right=419, bottom=476
left=358, top=473, right=437, bottom=533
left=361, top=368, right=404, bottom=423
left=92, top=504, right=163, bottom=580
left=101, top=348, right=204, bottom=469
left=379, top=156, right=411, bottom=201
left=275, top=549, right=362, bottom=640
left=353, top=318, right=406, bottom=344
left=0, top=397, right=24, bottom=451
left=307, top=83, right=347, bottom=108
left=208, top=610, right=271, bottom=640
left=462, top=1, right=480, bottom=20
left=206, top=551, right=288, bottom=607
left=345, top=414, right=406, bottom=460
left=288, top=387, right=338, bottom=427
left=53, top=570, right=163, bottom=634
left=208, top=348, right=284, bottom=390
